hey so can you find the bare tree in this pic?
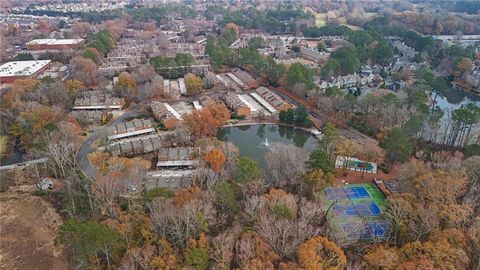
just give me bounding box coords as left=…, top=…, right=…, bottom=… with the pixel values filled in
left=40, top=121, right=89, bottom=216
left=149, top=192, right=217, bottom=248
left=211, top=227, right=239, bottom=270
left=265, top=143, right=308, bottom=187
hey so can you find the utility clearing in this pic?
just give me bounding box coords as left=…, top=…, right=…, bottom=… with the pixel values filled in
left=0, top=187, right=68, bottom=270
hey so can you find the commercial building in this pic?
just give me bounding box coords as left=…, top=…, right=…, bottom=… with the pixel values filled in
left=0, top=60, right=52, bottom=83
left=26, top=39, right=84, bottom=50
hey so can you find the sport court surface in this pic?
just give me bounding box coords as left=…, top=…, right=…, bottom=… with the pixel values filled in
left=325, top=186, right=371, bottom=200
left=325, top=183, right=389, bottom=240
left=342, top=221, right=389, bottom=239
left=333, top=202, right=382, bottom=217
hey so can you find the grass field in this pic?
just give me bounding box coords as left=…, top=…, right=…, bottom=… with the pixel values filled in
left=304, top=7, right=327, bottom=27
left=314, top=13, right=327, bottom=27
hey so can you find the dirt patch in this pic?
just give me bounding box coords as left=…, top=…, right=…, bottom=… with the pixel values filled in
left=0, top=190, right=68, bottom=270
left=334, top=163, right=401, bottom=184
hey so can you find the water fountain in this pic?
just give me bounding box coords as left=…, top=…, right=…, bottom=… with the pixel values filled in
left=263, top=137, right=269, bottom=147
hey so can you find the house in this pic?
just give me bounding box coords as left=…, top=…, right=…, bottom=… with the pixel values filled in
left=0, top=60, right=52, bottom=83
left=361, top=65, right=373, bottom=75
left=341, top=74, right=360, bottom=88
left=223, top=93, right=251, bottom=116
left=156, top=147, right=200, bottom=170
left=319, top=81, right=328, bottom=91
left=385, top=79, right=405, bottom=92
left=256, top=86, right=292, bottom=111
left=150, top=102, right=182, bottom=129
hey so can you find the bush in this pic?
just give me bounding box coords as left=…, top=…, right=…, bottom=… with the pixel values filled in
left=0, top=177, right=9, bottom=193
left=378, top=163, right=390, bottom=174
left=145, top=187, right=173, bottom=201
left=230, top=113, right=246, bottom=120
left=271, top=203, right=295, bottom=221
left=34, top=190, right=49, bottom=196
left=348, top=116, right=379, bottom=137
left=462, top=144, right=480, bottom=158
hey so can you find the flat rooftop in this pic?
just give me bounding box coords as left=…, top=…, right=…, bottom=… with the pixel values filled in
left=26, top=38, right=84, bottom=45
left=0, top=60, right=51, bottom=77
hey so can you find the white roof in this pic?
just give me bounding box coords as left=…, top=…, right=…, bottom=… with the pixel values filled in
left=0, top=60, right=51, bottom=77
left=237, top=94, right=257, bottom=112
left=72, top=105, right=122, bottom=110
left=192, top=101, right=202, bottom=110
left=226, top=73, right=245, bottom=88
left=26, top=38, right=84, bottom=46
left=107, top=128, right=156, bottom=141
left=250, top=93, right=278, bottom=114
left=163, top=103, right=182, bottom=120
left=178, top=78, right=186, bottom=95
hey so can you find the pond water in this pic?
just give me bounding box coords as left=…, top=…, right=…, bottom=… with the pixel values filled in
left=431, top=89, right=480, bottom=144
left=434, top=88, right=480, bottom=114
left=217, top=124, right=318, bottom=167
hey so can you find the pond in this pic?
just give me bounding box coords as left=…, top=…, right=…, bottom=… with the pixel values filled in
left=217, top=124, right=318, bottom=167
left=430, top=88, right=480, bottom=144
left=434, top=88, right=480, bottom=114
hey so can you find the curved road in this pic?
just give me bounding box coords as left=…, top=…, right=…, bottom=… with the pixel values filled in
left=77, top=89, right=378, bottom=180
left=76, top=107, right=142, bottom=180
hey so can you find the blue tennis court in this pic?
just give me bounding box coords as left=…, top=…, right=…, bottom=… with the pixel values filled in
left=325, top=186, right=371, bottom=200
left=342, top=221, right=389, bottom=239
left=333, top=202, right=382, bottom=217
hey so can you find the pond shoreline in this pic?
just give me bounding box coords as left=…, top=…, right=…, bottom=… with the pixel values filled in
left=223, top=120, right=322, bottom=138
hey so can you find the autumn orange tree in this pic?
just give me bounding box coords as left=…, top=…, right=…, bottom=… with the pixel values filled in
left=185, top=73, right=204, bottom=96
left=364, top=229, right=470, bottom=270
left=70, top=56, right=98, bottom=85
left=115, top=71, right=137, bottom=97
left=296, top=236, right=347, bottom=270
left=66, top=79, right=84, bottom=96
left=183, top=102, right=230, bottom=138
left=2, top=78, right=39, bottom=109
left=455, top=57, right=473, bottom=78
left=235, top=231, right=280, bottom=270
left=224, top=22, right=240, bottom=37
left=302, top=169, right=334, bottom=197
left=205, top=148, right=226, bottom=173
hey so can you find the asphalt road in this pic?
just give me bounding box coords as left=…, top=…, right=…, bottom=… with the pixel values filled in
left=76, top=108, right=141, bottom=180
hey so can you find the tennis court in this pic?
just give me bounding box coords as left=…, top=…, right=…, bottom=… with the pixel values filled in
left=333, top=202, right=382, bottom=217
left=342, top=221, right=389, bottom=239
left=324, top=186, right=371, bottom=200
